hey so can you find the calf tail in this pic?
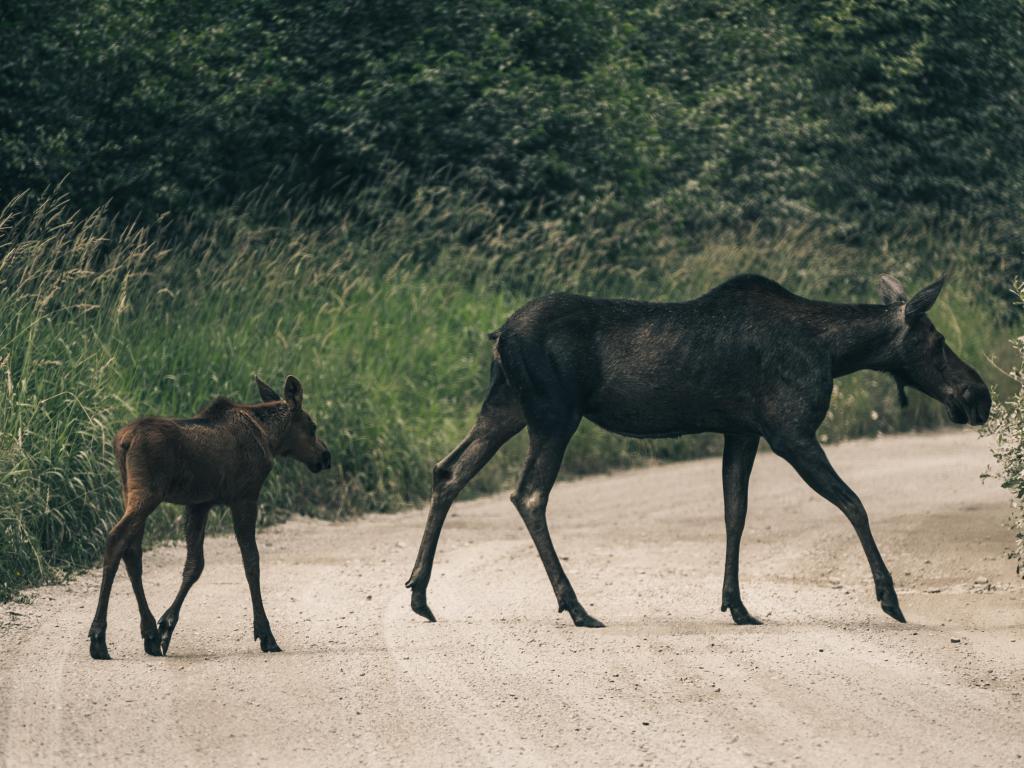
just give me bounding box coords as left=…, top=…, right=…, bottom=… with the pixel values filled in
left=114, top=429, right=132, bottom=501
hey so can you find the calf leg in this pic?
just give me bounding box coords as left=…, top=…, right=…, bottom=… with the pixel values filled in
left=512, top=419, right=603, bottom=628
left=769, top=434, right=906, bottom=623
left=88, top=494, right=159, bottom=660
left=230, top=500, right=280, bottom=652
left=121, top=527, right=162, bottom=656
left=406, top=383, right=525, bottom=621
left=721, top=433, right=761, bottom=625
left=158, top=503, right=211, bottom=655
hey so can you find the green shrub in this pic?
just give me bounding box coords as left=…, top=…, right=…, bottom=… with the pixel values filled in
left=982, top=278, right=1024, bottom=576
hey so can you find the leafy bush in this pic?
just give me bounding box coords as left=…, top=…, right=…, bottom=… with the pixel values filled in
left=2, top=1, right=1022, bottom=234
left=982, top=279, right=1024, bottom=575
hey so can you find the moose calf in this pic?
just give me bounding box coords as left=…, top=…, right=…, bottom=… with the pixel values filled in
left=88, top=375, right=330, bottom=660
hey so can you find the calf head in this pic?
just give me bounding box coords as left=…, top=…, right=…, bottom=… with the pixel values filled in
left=256, top=375, right=332, bottom=472
left=879, top=275, right=991, bottom=426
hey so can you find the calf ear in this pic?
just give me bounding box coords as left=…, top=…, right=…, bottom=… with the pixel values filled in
left=905, top=276, right=945, bottom=321
left=255, top=376, right=280, bottom=402
left=284, top=375, right=303, bottom=410
left=879, top=274, right=908, bottom=305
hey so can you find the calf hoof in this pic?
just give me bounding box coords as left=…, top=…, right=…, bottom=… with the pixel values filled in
left=158, top=616, right=176, bottom=656
left=258, top=634, right=282, bottom=653
left=564, top=604, right=605, bottom=628
left=143, top=632, right=164, bottom=657
left=89, top=632, right=111, bottom=661
left=410, top=590, right=436, bottom=623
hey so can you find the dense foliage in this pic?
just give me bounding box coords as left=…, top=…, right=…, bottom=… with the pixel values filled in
left=3, top=0, right=1023, bottom=232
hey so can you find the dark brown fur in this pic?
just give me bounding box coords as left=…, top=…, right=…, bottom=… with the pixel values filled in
left=88, top=375, right=330, bottom=660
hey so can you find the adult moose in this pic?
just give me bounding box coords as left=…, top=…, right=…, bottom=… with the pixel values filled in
left=88, top=375, right=331, bottom=660
left=406, top=274, right=990, bottom=628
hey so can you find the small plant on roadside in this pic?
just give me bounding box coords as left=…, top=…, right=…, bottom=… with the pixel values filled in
left=982, top=278, right=1024, bottom=576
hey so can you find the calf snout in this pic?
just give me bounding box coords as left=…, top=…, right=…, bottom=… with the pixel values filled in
left=310, top=450, right=332, bottom=473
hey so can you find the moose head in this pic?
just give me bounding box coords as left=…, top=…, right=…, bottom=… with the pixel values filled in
left=256, top=375, right=332, bottom=472
left=879, top=275, right=991, bottom=426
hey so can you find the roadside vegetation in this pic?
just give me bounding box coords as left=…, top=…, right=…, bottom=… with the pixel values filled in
left=0, top=189, right=1012, bottom=598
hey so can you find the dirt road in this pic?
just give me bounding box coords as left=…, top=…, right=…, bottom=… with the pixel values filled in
left=1, top=430, right=1021, bottom=767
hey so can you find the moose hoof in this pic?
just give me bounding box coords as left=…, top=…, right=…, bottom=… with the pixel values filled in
left=410, top=591, right=437, bottom=623
left=143, top=632, right=164, bottom=657
left=158, top=617, right=176, bottom=656
left=877, top=583, right=907, bottom=623
left=721, top=595, right=762, bottom=625
left=880, top=599, right=907, bottom=623
left=724, top=602, right=765, bottom=626
left=259, top=635, right=282, bottom=653
left=729, top=607, right=762, bottom=626
left=565, top=605, right=605, bottom=628
left=89, top=633, right=111, bottom=661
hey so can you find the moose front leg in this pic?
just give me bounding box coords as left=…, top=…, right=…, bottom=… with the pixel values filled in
left=230, top=500, right=281, bottom=652
left=770, top=434, right=906, bottom=623
left=721, top=433, right=761, bottom=625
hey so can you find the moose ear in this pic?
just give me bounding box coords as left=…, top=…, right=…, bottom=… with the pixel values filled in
left=255, top=376, right=280, bottom=402
left=284, top=375, right=303, bottom=410
left=879, top=274, right=908, bottom=305
left=905, top=276, right=945, bottom=321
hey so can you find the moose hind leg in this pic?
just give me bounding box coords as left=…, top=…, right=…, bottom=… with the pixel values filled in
left=721, top=433, right=761, bottom=625
left=158, top=503, right=211, bottom=655
left=770, top=434, right=905, bottom=623
left=88, top=495, right=159, bottom=660
left=512, top=420, right=603, bottom=628
left=121, top=529, right=162, bottom=656
left=406, top=392, right=524, bottom=622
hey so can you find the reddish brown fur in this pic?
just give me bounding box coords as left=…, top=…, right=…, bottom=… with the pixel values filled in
left=88, top=375, right=330, bottom=660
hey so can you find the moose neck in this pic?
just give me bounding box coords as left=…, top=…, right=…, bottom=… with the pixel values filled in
left=249, top=402, right=292, bottom=453
left=809, top=302, right=900, bottom=378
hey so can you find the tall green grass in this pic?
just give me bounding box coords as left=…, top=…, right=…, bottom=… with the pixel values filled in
left=0, top=191, right=1013, bottom=599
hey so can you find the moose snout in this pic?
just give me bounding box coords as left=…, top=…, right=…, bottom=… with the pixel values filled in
left=952, top=383, right=991, bottom=426
left=962, top=384, right=991, bottom=426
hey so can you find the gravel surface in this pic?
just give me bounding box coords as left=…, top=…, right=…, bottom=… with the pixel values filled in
left=1, top=429, right=1021, bottom=767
